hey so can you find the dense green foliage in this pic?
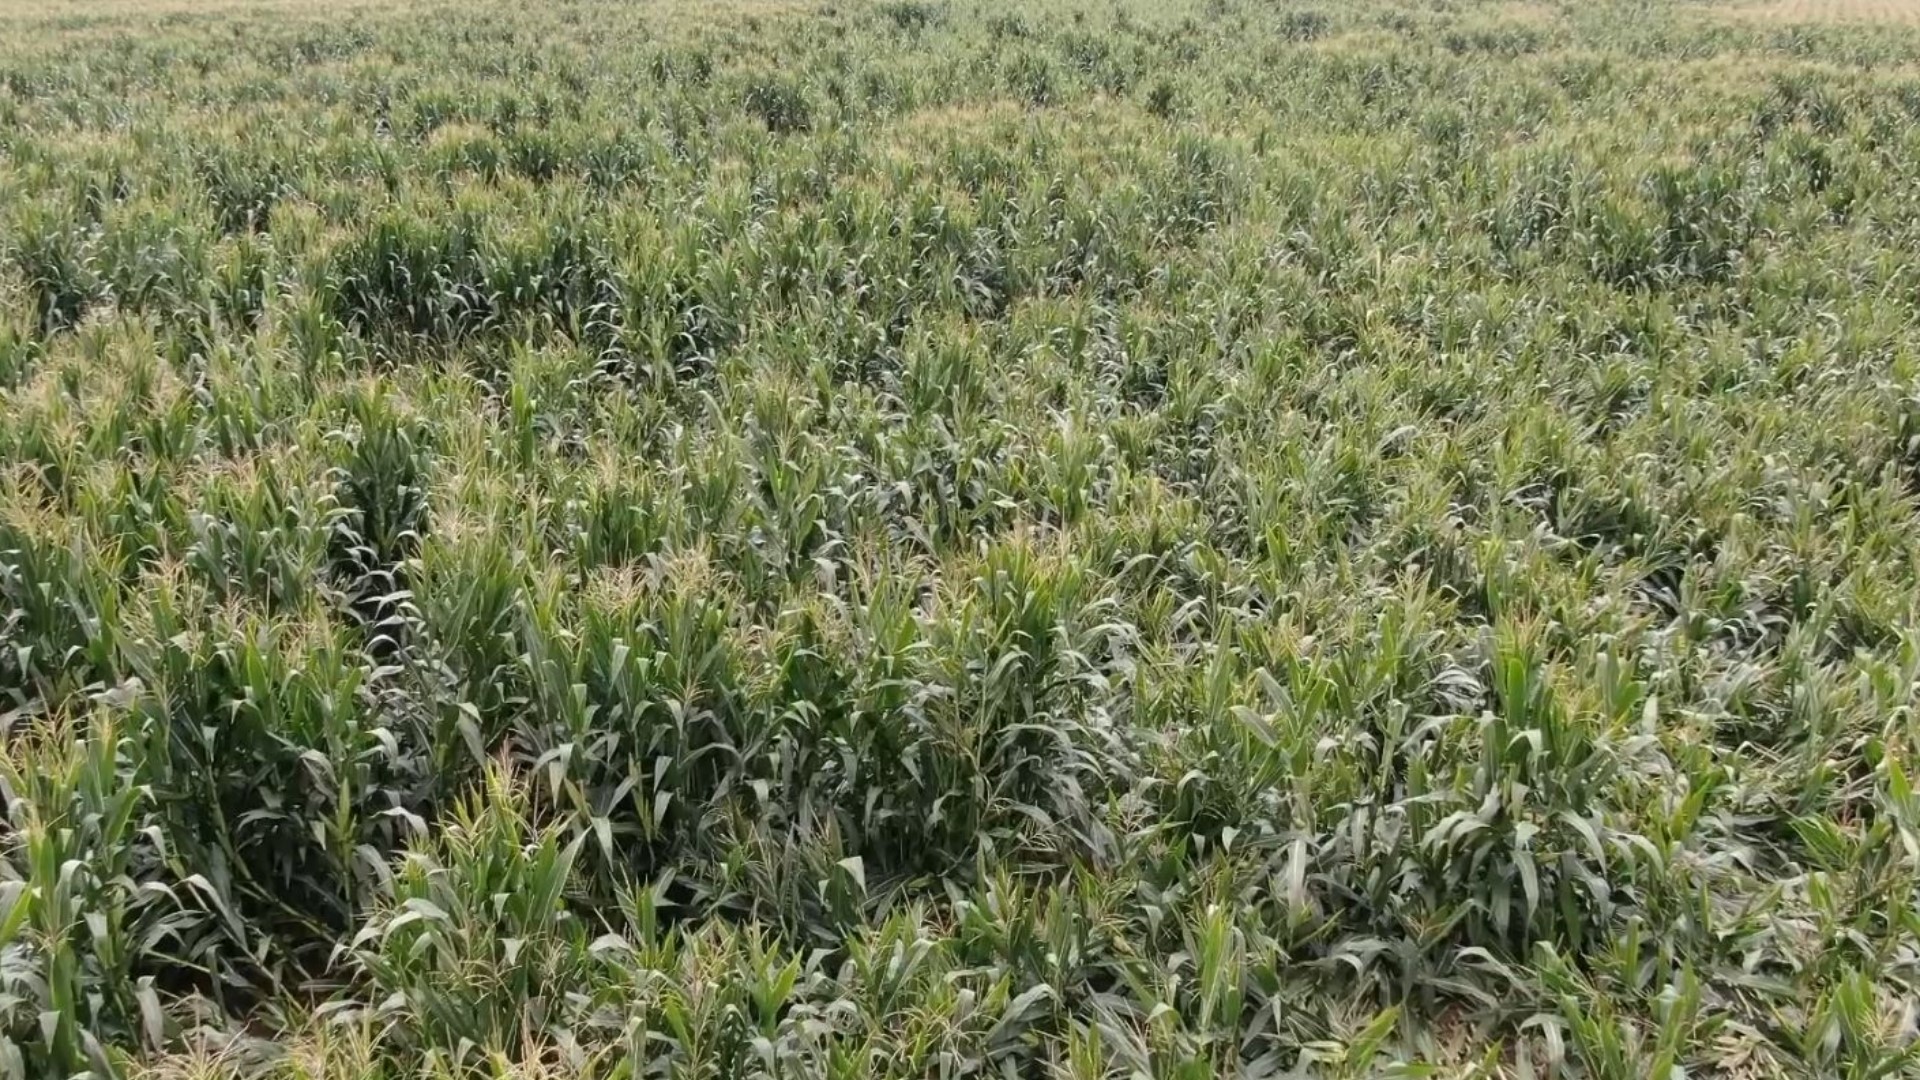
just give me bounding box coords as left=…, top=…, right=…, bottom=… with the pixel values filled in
left=4, top=0, right=1920, bottom=1074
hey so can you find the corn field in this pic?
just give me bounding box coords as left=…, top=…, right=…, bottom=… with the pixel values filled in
left=2, top=0, right=1920, bottom=1075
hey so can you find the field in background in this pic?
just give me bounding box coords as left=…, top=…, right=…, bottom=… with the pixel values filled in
left=1705, top=0, right=1920, bottom=23
left=4, top=0, right=1920, bottom=1077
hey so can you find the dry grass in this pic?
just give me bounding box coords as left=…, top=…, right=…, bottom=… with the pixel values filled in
left=1484, top=0, right=1566, bottom=26
left=1704, top=0, right=1920, bottom=23
left=0, top=0, right=805, bottom=26
left=0, top=0, right=392, bottom=23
